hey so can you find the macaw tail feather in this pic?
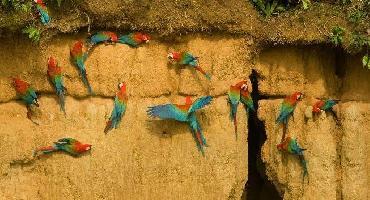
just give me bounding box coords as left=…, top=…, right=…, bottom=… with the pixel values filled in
left=195, top=66, right=211, bottom=80
left=80, top=71, right=94, bottom=95
left=245, top=102, right=255, bottom=113
left=299, top=155, right=309, bottom=183
left=57, top=90, right=66, bottom=114
left=190, top=129, right=205, bottom=155
left=26, top=107, right=40, bottom=125
left=104, top=120, right=113, bottom=134
left=34, top=146, right=57, bottom=156
left=233, top=115, right=238, bottom=139
left=41, top=13, right=50, bottom=25
left=229, top=103, right=238, bottom=137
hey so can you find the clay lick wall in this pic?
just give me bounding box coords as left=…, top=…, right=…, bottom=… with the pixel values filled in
left=0, top=34, right=251, bottom=199
left=0, top=33, right=369, bottom=200
left=256, top=46, right=370, bottom=200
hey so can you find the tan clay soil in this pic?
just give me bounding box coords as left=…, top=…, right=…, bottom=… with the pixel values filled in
left=0, top=0, right=370, bottom=199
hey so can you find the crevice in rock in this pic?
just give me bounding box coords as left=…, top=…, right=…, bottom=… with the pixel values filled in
left=241, top=70, right=281, bottom=200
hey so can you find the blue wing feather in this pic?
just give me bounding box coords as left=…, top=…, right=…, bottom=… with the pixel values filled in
left=276, top=103, right=294, bottom=124
left=147, top=104, right=188, bottom=121
left=188, top=96, right=213, bottom=113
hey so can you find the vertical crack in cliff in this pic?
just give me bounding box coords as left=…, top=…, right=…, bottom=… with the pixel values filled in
left=333, top=48, right=346, bottom=200
left=241, top=70, right=281, bottom=200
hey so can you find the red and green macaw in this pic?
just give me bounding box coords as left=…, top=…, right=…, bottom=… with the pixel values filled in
left=147, top=96, right=213, bottom=155
left=33, top=138, right=91, bottom=157
left=47, top=57, right=66, bottom=114
left=228, top=80, right=255, bottom=138
left=104, top=82, right=128, bottom=134
left=312, top=99, right=339, bottom=114
left=118, top=32, right=150, bottom=47
left=70, top=40, right=93, bottom=94
left=33, top=0, right=50, bottom=25
left=277, top=136, right=308, bottom=182
left=167, top=51, right=211, bottom=80
left=88, top=31, right=118, bottom=47
left=12, top=78, right=39, bottom=123
left=276, top=92, right=303, bottom=125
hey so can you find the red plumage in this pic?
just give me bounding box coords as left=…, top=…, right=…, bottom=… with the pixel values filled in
left=12, top=78, right=29, bottom=94
left=133, top=33, right=150, bottom=43
left=286, top=92, right=303, bottom=105
left=312, top=100, right=325, bottom=113
left=47, top=57, right=61, bottom=76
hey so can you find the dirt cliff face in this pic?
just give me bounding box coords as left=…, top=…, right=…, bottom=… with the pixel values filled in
left=0, top=0, right=370, bottom=199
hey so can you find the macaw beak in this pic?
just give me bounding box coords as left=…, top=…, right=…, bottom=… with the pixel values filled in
left=85, top=145, right=92, bottom=151
left=145, top=40, right=149, bottom=43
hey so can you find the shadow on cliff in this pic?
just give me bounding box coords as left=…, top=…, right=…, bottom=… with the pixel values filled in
left=241, top=70, right=282, bottom=200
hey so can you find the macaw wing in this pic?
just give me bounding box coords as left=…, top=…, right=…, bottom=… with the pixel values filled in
left=280, top=102, right=295, bottom=115
left=147, top=104, right=188, bottom=122
left=188, top=96, right=213, bottom=113
left=27, top=88, right=38, bottom=100
left=111, top=97, right=126, bottom=122
left=82, top=52, right=88, bottom=62
left=240, top=91, right=255, bottom=112
left=181, top=52, right=196, bottom=65
left=55, top=138, right=76, bottom=145
left=228, top=87, right=240, bottom=105
left=90, top=33, right=108, bottom=44
left=322, top=100, right=337, bottom=110
left=118, top=35, right=137, bottom=47
left=276, top=102, right=295, bottom=123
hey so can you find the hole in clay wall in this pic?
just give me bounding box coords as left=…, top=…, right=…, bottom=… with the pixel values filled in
left=241, top=70, right=282, bottom=200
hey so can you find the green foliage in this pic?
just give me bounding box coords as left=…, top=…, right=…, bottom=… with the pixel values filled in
left=253, top=0, right=278, bottom=18
left=341, top=0, right=352, bottom=4
left=252, top=0, right=287, bottom=17
left=1, top=0, right=32, bottom=12
left=301, top=0, right=310, bottom=10
left=22, top=26, right=41, bottom=42
left=350, top=32, right=370, bottom=51
left=348, top=10, right=366, bottom=24
left=251, top=0, right=310, bottom=18
left=363, top=55, right=370, bottom=69
left=330, top=26, right=345, bottom=46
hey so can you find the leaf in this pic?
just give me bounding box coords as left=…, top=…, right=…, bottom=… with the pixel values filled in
left=22, top=26, right=41, bottom=42
left=301, top=0, right=310, bottom=10
left=362, top=55, right=370, bottom=69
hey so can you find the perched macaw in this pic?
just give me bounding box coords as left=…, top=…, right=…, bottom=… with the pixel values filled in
left=277, top=136, right=308, bottom=182
left=12, top=78, right=39, bottom=122
left=88, top=31, right=118, bottom=46
left=312, top=99, right=339, bottom=114
left=228, top=80, right=255, bottom=137
left=118, top=32, right=150, bottom=47
left=33, top=138, right=91, bottom=157
left=104, top=82, right=128, bottom=134
left=47, top=57, right=66, bottom=114
left=167, top=51, right=211, bottom=80
left=276, top=92, right=303, bottom=125
left=33, top=0, right=50, bottom=25
left=70, top=40, right=93, bottom=94
left=147, top=96, right=213, bottom=155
